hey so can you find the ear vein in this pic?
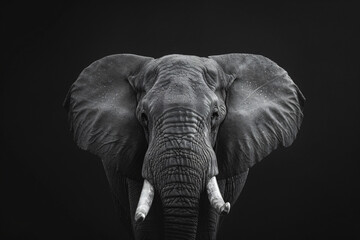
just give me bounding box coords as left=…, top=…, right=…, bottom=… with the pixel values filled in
left=239, top=72, right=287, bottom=104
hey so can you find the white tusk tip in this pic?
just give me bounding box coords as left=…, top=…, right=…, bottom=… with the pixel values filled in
left=135, top=212, right=145, bottom=223
left=220, top=202, right=231, bottom=215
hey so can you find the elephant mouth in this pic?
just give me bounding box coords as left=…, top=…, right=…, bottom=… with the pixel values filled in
left=134, top=176, right=230, bottom=222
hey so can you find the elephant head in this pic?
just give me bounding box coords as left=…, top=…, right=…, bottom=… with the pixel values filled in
left=64, top=54, right=304, bottom=239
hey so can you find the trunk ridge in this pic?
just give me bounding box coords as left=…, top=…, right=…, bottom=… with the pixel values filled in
left=158, top=164, right=203, bottom=240
left=161, top=180, right=200, bottom=240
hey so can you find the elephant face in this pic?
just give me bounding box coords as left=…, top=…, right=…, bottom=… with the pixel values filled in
left=134, top=56, right=230, bottom=183
left=64, top=54, right=304, bottom=240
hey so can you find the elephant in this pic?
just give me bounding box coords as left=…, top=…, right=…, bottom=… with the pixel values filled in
left=64, top=53, right=305, bottom=240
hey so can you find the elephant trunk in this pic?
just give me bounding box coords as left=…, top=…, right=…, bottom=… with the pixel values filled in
left=140, top=109, right=221, bottom=239
left=162, top=197, right=199, bottom=240
left=158, top=164, right=203, bottom=240
left=151, top=144, right=206, bottom=240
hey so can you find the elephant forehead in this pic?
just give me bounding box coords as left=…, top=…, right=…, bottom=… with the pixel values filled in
left=146, top=79, right=214, bottom=116
left=141, top=55, right=219, bottom=117
left=157, top=62, right=204, bottom=79
left=144, top=77, right=215, bottom=121
left=147, top=58, right=213, bottom=101
left=155, top=55, right=220, bottom=90
left=141, top=55, right=220, bottom=91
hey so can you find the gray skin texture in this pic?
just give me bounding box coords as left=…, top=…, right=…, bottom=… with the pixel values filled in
left=64, top=54, right=305, bottom=240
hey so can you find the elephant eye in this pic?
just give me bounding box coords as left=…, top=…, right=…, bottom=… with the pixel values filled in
left=141, top=113, right=148, bottom=127
left=211, top=111, right=219, bottom=128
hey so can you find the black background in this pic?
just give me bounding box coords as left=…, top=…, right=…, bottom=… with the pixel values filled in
left=2, top=1, right=359, bottom=239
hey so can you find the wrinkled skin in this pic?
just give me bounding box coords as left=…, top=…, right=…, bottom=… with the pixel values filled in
left=64, top=54, right=305, bottom=240
left=138, top=56, right=231, bottom=239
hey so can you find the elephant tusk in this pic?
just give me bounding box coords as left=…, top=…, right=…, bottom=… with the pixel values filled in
left=206, top=176, right=231, bottom=215
left=135, top=179, right=154, bottom=223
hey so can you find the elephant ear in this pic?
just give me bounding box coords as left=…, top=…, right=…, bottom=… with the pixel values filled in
left=209, top=54, right=305, bottom=178
left=64, top=54, right=153, bottom=180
